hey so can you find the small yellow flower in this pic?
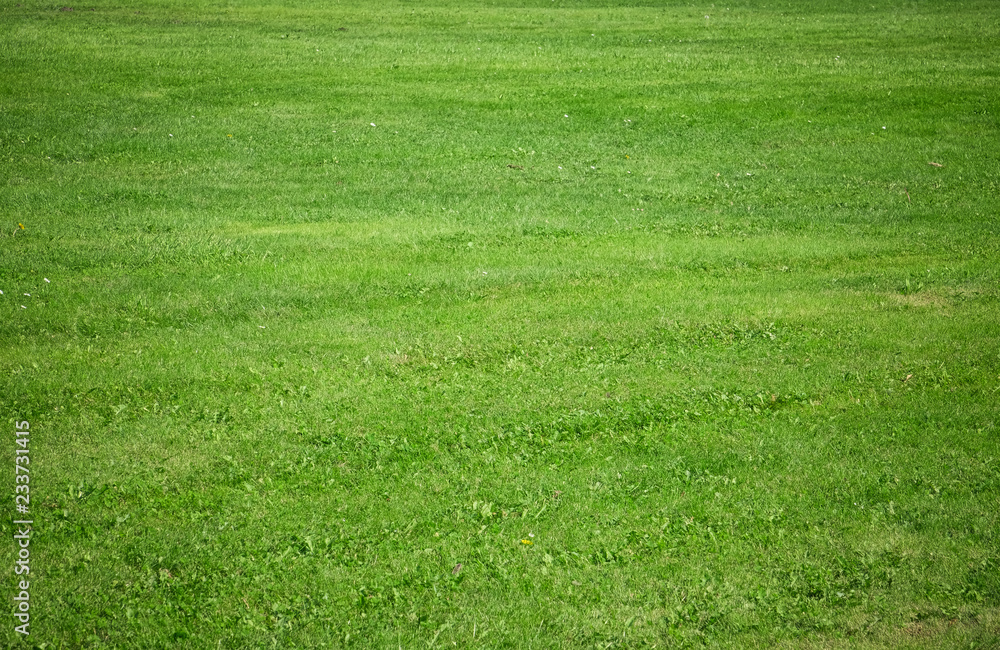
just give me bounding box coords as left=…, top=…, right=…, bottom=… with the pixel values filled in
left=18, top=223, right=25, bottom=229
left=227, top=134, right=233, bottom=138
left=521, top=539, right=533, bottom=545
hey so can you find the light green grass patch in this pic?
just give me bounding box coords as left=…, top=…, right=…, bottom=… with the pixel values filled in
left=2, top=0, right=999, bottom=647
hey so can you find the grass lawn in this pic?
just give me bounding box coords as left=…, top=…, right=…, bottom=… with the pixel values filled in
left=2, top=0, right=999, bottom=647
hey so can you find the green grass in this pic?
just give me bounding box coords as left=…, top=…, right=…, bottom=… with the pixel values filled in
left=2, top=0, right=999, bottom=647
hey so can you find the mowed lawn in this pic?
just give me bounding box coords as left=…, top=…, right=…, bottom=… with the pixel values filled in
left=1, top=0, right=999, bottom=647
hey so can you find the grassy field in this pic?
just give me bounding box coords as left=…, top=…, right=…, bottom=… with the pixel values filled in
left=2, top=0, right=999, bottom=647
